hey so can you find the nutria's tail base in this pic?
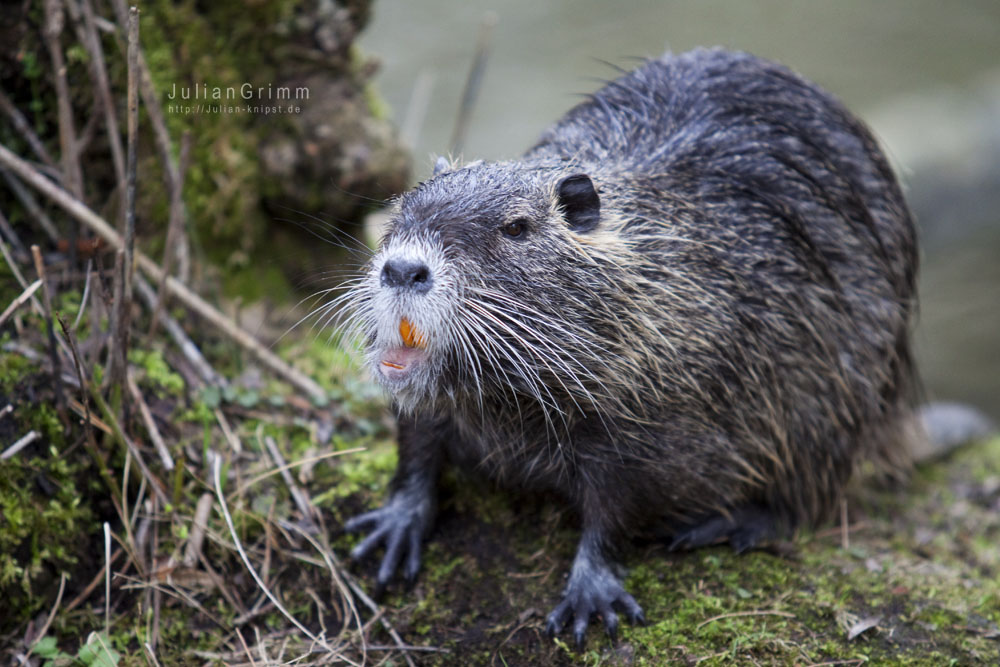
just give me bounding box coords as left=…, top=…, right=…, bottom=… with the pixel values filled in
left=916, top=402, right=996, bottom=461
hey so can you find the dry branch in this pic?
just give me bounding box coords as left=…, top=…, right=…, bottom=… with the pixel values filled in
left=0, top=279, right=42, bottom=328
left=1, top=430, right=40, bottom=460
left=31, top=245, right=68, bottom=422
left=0, top=142, right=328, bottom=403
left=1, top=167, right=61, bottom=241
left=0, top=89, right=57, bottom=170
left=126, top=368, right=174, bottom=470
left=42, top=0, right=84, bottom=199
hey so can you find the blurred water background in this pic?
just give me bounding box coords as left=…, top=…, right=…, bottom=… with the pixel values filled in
left=359, top=0, right=1000, bottom=418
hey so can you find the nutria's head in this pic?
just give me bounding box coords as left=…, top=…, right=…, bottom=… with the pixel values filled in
left=349, top=159, right=619, bottom=414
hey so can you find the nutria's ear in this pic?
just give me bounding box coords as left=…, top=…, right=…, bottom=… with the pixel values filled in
left=558, top=174, right=600, bottom=232
left=433, top=156, right=450, bottom=176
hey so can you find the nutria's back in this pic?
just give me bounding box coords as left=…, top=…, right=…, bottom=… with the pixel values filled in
left=344, top=48, right=925, bottom=646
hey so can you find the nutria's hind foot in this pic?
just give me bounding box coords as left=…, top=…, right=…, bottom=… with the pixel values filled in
left=669, top=504, right=779, bottom=553
left=344, top=486, right=433, bottom=596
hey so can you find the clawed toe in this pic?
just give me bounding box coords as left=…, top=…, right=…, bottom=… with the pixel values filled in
left=545, top=582, right=644, bottom=649
left=343, top=493, right=432, bottom=595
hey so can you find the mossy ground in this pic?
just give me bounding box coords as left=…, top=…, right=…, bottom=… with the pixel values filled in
left=3, top=283, right=998, bottom=665
left=329, top=434, right=1000, bottom=666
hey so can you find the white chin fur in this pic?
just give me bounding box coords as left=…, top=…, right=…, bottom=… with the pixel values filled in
left=363, top=232, right=456, bottom=409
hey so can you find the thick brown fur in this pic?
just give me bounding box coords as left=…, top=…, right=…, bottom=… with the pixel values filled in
left=341, top=48, right=923, bottom=645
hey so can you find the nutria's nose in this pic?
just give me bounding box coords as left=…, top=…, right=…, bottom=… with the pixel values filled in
left=381, top=259, right=432, bottom=294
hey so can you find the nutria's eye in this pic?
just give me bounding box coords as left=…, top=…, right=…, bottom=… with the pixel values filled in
left=503, top=219, right=528, bottom=239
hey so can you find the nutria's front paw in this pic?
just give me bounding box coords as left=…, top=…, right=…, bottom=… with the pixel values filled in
left=545, top=569, right=645, bottom=648
left=344, top=490, right=432, bottom=596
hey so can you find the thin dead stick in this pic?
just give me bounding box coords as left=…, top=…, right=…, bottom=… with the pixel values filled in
left=104, top=522, right=112, bottom=635
left=32, top=245, right=68, bottom=423
left=68, top=0, right=127, bottom=190
left=0, top=208, right=29, bottom=259
left=281, top=522, right=364, bottom=653
left=108, top=6, right=140, bottom=390
left=449, top=11, right=497, bottom=156
left=840, top=498, right=849, bottom=550
left=1, top=430, right=40, bottom=460
left=64, top=548, right=123, bottom=612
left=25, top=572, right=67, bottom=656
left=149, top=128, right=191, bottom=336
left=89, top=383, right=170, bottom=506
left=126, top=368, right=174, bottom=470
left=344, top=576, right=416, bottom=667
left=0, top=88, right=56, bottom=170
left=143, top=643, right=163, bottom=667
left=0, top=279, right=42, bottom=328
left=42, top=0, right=84, bottom=199
left=262, top=432, right=316, bottom=526
left=215, top=408, right=242, bottom=454
left=123, top=6, right=138, bottom=294
left=134, top=274, right=227, bottom=388
left=109, top=0, right=191, bottom=300
left=0, top=143, right=327, bottom=403
left=696, top=609, right=796, bottom=630
left=212, top=456, right=335, bottom=652
left=182, top=492, right=214, bottom=568
left=1, top=168, right=60, bottom=241
left=72, top=260, right=93, bottom=331
left=232, top=448, right=364, bottom=498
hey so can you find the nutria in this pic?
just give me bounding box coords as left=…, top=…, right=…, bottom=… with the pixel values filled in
left=339, top=47, right=991, bottom=646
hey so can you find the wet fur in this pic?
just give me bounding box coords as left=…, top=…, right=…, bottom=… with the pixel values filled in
left=343, top=48, right=921, bottom=642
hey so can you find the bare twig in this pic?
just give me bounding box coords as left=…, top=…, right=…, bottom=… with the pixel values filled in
left=0, top=142, right=327, bottom=402
left=0, top=88, right=57, bottom=169
left=449, top=11, right=497, bottom=156
left=72, top=259, right=94, bottom=331
left=63, top=548, right=123, bottom=612
left=232, top=448, right=364, bottom=498
left=262, top=432, right=316, bottom=527
left=0, top=208, right=29, bottom=260
left=108, top=6, right=140, bottom=390
left=126, top=368, right=174, bottom=470
left=1, top=168, right=61, bottom=241
left=696, top=609, right=796, bottom=629
left=212, top=456, right=334, bottom=652
left=134, top=274, right=227, bottom=387
left=68, top=0, right=127, bottom=191
left=182, top=492, right=214, bottom=568
left=215, top=408, right=242, bottom=454
left=104, top=522, right=112, bottom=635
left=1, top=430, right=40, bottom=460
left=344, top=576, right=416, bottom=667
left=401, top=70, right=434, bottom=150
left=89, top=383, right=170, bottom=506
left=42, top=0, right=84, bottom=199
left=25, top=572, right=67, bottom=656
left=149, top=126, right=191, bottom=336
left=0, top=279, right=42, bottom=329
left=109, top=0, right=192, bottom=295
left=840, top=498, right=849, bottom=550
left=31, top=245, right=68, bottom=423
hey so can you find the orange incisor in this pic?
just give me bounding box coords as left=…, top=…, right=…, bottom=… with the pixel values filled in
left=399, top=317, right=426, bottom=348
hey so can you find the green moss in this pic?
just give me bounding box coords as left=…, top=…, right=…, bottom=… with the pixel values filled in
left=328, top=434, right=1000, bottom=665
left=313, top=439, right=397, bottom=507
left=0, top=446, right=94, bottom=629
left=129, top=347, right=184, bottom=396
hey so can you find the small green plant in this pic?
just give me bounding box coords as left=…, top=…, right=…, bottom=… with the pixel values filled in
left=32, top=632, right=121, bottom=667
